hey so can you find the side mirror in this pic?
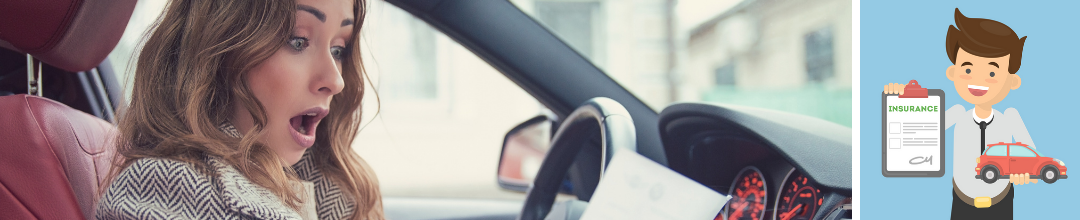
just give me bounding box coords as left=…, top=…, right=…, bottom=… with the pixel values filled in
left=498, top=115, right=570, bottom=193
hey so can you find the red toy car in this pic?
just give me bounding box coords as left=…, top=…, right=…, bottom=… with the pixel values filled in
left=976, top=142, right=1067, bottom=184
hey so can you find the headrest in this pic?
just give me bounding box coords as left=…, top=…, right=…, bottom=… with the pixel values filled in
left=0, top=0, right=137, bottom=72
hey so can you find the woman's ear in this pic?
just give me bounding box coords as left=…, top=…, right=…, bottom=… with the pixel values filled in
left=1009, top=74, right=1022, bottom=90
left=945, top=65, right=957, bottom=81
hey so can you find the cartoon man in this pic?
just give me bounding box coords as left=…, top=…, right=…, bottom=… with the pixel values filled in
left=884, top=8, right=1033, bottom=219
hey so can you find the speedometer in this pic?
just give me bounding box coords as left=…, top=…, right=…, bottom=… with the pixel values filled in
left=774, top=168, right=822, bottom=220
left=721, top=166, right=767, bottom=220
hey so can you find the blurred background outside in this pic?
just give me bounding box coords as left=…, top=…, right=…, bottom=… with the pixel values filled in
left=108, top=0, right=851, bottom=201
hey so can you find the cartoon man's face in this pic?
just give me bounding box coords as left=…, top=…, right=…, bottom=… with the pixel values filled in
left=946, top=47, right=1022, bottom=106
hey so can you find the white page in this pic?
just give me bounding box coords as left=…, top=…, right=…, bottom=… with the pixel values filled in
left=580, top=150, right=730, bottom=220
left=885, top=95, right=942, bottom=171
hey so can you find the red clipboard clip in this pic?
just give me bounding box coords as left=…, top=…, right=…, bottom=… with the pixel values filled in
left=899, top=80, right=928, bottom=98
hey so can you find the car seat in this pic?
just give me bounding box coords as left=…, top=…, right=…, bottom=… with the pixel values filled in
left=0, top=0, right=136, bottom=219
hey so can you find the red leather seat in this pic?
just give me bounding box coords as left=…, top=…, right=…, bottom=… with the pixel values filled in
left=0, top=0, right=135, bottom=219
left=0, top=95, right=117, bottom=219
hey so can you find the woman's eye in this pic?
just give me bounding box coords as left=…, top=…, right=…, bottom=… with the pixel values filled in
left=990, top=72, right=996, bottom=77
left=288, top=37, right=309, bottom=51
left=965, top=69, right=970, bottom=74
left=330, top=46, right=346, bottom=60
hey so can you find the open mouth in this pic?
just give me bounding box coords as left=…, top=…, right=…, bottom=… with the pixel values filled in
left=968, top=85, right=989, bottom=97
left=289, top=107, right=329, bottom=148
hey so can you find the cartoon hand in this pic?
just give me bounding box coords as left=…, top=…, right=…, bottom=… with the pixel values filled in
left=1009, top=173, right=1039, bottom=185
left=884, top=83, right=907, bottom=95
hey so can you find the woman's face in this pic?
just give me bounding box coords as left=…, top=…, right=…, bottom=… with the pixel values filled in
left=233, top=0, right=355, bottom=165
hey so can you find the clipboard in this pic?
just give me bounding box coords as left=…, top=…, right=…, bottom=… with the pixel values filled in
left=881, top=80, right=945, bottom=177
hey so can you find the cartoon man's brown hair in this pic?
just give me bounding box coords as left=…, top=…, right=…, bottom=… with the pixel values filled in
left=946, top=8, right=1027, bottom=74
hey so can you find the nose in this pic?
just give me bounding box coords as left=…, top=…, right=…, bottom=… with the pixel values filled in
left=311, top=50, right=345, bottom=96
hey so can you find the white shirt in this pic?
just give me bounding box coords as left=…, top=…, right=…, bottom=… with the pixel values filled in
left=973, top=109, right=993, bottom=123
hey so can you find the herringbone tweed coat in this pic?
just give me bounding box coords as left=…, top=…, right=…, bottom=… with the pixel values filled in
left=95, top=125, right=356, bottom=219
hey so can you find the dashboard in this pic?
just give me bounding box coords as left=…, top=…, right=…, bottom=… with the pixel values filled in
left=658, top=103, right=852, bottom=220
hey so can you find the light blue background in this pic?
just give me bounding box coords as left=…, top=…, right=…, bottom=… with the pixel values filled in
left=861, top=1, right=1078, bottom=219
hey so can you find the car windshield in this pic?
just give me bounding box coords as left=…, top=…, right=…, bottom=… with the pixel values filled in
left=511, top=0, right=852, bottom=127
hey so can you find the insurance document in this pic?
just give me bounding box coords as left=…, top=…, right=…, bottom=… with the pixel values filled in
left=579, top=150, right=729, bottom=220
left=884, top=95, right=943, bottom=172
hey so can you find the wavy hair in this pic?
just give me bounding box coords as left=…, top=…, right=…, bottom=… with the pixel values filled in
left=106, top=0, right=381, bottom=218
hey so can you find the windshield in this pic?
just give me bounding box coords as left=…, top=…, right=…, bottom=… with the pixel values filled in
left=512, top=0, right=852, bottom=127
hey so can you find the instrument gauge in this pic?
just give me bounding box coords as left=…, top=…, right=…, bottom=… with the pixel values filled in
left=774, top=168, right=822, bottom=220
left=719, top=166, right=767, bottom=220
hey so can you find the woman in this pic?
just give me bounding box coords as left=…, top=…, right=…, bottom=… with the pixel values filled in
left=96, top=0, right=381, bottom=219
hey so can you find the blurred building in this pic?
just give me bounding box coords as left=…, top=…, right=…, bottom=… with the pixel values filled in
left=513, top=0, right=852, bottom=126
left=680, top=0, right=852, bottom=126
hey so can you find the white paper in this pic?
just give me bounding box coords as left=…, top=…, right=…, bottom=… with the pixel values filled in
left=580, top=150, right=730, bottom=220
left=885, top=96, right=942, bottom=171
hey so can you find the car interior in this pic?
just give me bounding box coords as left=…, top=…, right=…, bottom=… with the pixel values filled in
left=0, top=0, right=852, bottom=220
left=390, top=1, right=852, bottom=219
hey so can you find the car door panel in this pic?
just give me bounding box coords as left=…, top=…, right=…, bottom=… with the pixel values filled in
left=983, top=145, right=1009, bottom=175
left=1009, top=146, right=1038, bottom=175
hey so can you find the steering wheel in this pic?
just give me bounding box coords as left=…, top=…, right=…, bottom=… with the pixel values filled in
left=519, top=97, right=637, bottom=220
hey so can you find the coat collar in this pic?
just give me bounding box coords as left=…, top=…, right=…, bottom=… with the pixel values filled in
left=214, top=122, right=303, bottom=219
left=209, top=156, right=304, bottom=220
left=215, top=122, right=356, bottom=219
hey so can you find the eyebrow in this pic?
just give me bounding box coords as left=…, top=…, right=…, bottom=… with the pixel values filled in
left=988, top=62, right=999, bottom=68
left=961, top=62, right=973, bottom=66
left=299, top=4, right=355, bottom=27
left=298, top=5, right=326, bottom=22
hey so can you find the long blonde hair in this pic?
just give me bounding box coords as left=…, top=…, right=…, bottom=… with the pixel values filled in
left=108, top=0, right=381, bottom=218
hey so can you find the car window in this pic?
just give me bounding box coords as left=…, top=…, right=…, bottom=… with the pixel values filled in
left=1009, top=146, right=1036, bottom=157
left=1024, top=145, right=1043, bottom=156
left=107, top=1, right=170, bottom=100
left=511, top=0, right=852, bottom=127
left=985, top=145, right=1007, bottom=156
left=348, top=1, right=551, bottom=200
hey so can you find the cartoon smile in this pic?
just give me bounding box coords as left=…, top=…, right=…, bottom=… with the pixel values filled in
left=967, top=85, right=988, bottom=96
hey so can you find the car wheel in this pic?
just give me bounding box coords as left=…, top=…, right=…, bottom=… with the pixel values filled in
left=1042, top=166, right=1059, bottom=184
left=981, top=166, right=998, bottom=184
